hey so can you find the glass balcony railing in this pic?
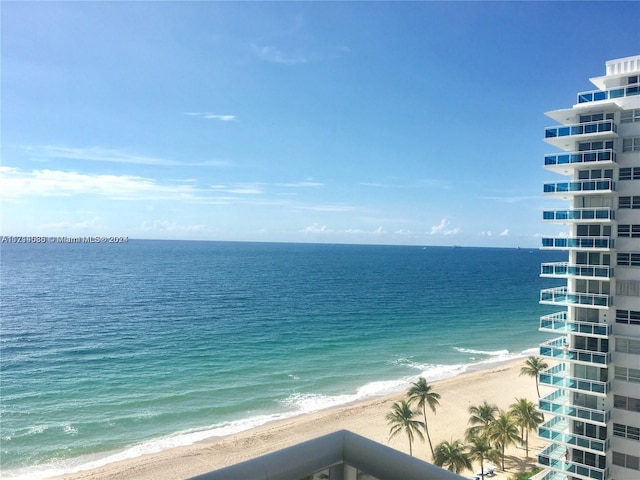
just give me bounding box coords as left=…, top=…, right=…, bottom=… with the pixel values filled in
left=539, top=363, right=609, bottom=395
left=542, top=208, right=615, bottom=222
left=544, top=149, right=616, bottom=168
left=539, top=312, right=612, bottom=337
left=540, top=287, right=610, bottom=308
left=545, top=120, right=617, bottom=139
left=543, top=179, right=614, bottom=195
left=540, top=337, right=611, bottom=365
left=538, top=416, right=609, bottom=453
left=541, top=237, right=614, bottom=250
left=539, top=389, right=610, bottom=425
left=577, top=85, right=640, bottom=103
left=538, top=443, right=608, bottom=480
left=540, top=262, right=613, bottom=278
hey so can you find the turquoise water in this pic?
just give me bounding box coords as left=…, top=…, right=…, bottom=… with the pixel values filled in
left=0, top=241, right=562, bottom=479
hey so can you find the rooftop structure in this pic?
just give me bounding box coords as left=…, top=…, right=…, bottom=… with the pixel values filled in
left=187, top=430, right=467, bottom=480
left=537, top=56, right=640, bottom=480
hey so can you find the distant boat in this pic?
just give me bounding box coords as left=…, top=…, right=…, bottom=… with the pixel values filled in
left=453, top=245, right=462, bottom=249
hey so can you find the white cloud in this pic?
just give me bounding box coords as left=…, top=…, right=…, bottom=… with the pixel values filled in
left=211, top=183, right=264, bottom=195
left=141, top=220, right=208, bottom=233
left=185, top=112, right=237, bottom=121
left=0, top=166, right=201, bottom=200
left=21, top=145, right=229, bottom=167
left=500, top=229, right=510, bottom=236
left=481, top=231, right=493, bottom=237
left=301, top=223, right=331, bottom=234
left=430, top=218, right=461, bottom=235
left=277, top=181, right=323, bottom=188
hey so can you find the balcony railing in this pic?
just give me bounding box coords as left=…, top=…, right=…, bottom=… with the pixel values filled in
left=539, top=363, right=609, bottom=395
left=540, top=287, right=610, bottom=308
left=540, top=337, right=611, bottom=365
left=542, top=209, right=615, bottom=222
left=539, top=389, right=610, bottom=425
left=539, top=312, right=612, bottom=338
left=545, top=120, right=617, bottom=139
left=577, top=85, right=640, bottom=103
left=538, top=443, right=608, bottom=480
left=540, top=262, right=613, bottom=279
left=543, top=179, right=615, bottom=195
left=541, top=237, right=614, bottom=250
left=544, top=149, right=616, bottom=168
left=538, top=416, right=609, bottom=453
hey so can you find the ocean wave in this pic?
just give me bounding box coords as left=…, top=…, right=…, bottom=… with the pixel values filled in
left=3, top=346, right=539, bottom=480
left=454, top=347, right=510, bottom=356
left=1, top=413, right=300, bottom=480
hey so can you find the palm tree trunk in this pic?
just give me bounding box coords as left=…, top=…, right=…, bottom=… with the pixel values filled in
left=525, top=429, right=529, bottom=457
left=423, top=405, right=435, bottom=457
left=409, top=437, right=413, bottom=457
left=535, top=378, right=540, bottom=398
left=501, top=443, right=505, bottom=470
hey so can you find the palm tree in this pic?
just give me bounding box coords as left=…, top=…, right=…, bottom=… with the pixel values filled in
left=407, top=376, right=441, bottom=458
left=433, top=439, right=472, bottom=474
left=520, top=356, right=549, bottom=398
left=467, top=435, right=501, bottom=478
left=487, top=410, right=521, bottom=470
left=509, top=398, right=544, bottom=457
left=465, top=401, right=499, bottom=441
left=386, top=400, right=425, bottom=456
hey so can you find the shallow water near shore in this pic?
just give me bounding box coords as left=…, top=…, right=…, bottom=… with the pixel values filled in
left=0, top=241, right=561, bottom=479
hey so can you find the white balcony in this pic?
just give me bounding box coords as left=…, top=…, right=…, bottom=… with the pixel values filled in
left=539, top=312, right=612, bottom=338
left=542, top=209, right=615, bottom=224
left=544, top=120, right=618, bottom=149
left=543, top=149, right=616, bottom=175
left=540, top=262, right=612, bottom=279
left=540, top=287, right=610, bottom=309
left=543, top=179, right=615, bottom=199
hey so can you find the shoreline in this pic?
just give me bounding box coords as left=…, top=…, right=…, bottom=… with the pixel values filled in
left=39, top=356, right=548, bottom=480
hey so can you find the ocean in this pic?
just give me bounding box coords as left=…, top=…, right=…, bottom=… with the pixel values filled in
left=0, top=241, right=562, bottom=479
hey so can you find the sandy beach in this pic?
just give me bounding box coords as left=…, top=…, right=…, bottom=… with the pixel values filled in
left=54, top=359, right=548, bottom=480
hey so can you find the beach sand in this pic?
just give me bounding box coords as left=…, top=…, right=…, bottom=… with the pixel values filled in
left=55, top=359, right=549, bottom=480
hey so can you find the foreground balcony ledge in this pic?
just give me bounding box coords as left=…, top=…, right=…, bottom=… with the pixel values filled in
left=188, top=430, right=467, bottom=480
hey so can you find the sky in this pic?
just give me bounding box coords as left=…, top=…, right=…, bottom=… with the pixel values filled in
left=1, top=1, right=639, bottom=247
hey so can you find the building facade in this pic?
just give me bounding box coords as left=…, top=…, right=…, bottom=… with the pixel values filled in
left=538, top=56, right=640, bottom=480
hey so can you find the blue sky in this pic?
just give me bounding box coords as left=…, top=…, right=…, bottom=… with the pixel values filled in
left=2, top=2, right=638, bottom=247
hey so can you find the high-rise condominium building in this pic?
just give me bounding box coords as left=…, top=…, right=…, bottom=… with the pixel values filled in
left=538, top=55, right=640, bottom=480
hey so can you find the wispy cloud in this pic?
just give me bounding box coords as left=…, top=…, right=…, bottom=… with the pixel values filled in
left=277, top=181, right=323, bottom=188
left=430, top=218, right=461, bottom=235
left=211, top=183, right=265, bottom=195
left=184, top=112, right=237, bottom=121
left=483, top=195, right=537, bottom=204
left=0, top=166, right=202, bottom=201
left=22, top=145, right=230, bottom=167
left=500, top=229, right=510, bottom=236
left=301, top=223, right=332, bottom=234
left=251, top=44, right=307, bottom=65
